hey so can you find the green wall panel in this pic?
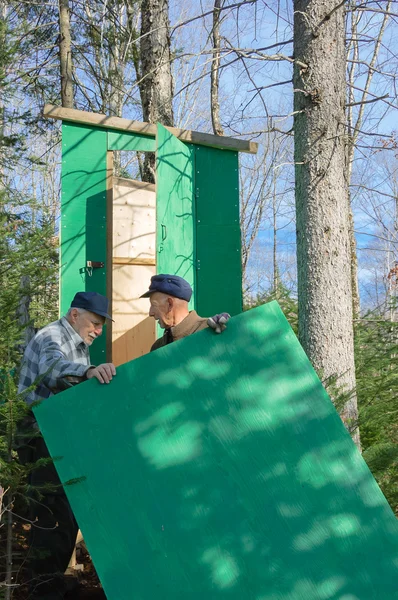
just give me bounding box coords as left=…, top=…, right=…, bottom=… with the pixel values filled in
left=195, top=225, right=242, bottom=317
left=107, top=130, right=155, bottom=152
left=61, top=122, right=108, bottom=364
left=194, top=146, right=242, bottom=317
left=34, top=302, right=398, bottom=600
left=156, top=124, right=195, bottom=307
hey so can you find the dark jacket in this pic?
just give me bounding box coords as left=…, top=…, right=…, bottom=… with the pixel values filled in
left=150, top=310, right=208, bottom=352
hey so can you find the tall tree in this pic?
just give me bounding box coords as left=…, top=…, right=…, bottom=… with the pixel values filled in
left=346, top=0, right=393, bottom=317
left=293, top=0, right=360, bottom=447
left=210, top=0, right=224, bottom=136
left=58, top=0, right=73, bottom=107
left=139, top=0, right=174, bottom=182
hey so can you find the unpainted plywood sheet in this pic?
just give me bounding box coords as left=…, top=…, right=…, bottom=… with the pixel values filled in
left=112, top=264, right=156, bottom=365
left=34, top=301, right=398, bottom=600
left=112, top=178, right=156, bottom=364
left=113, top=177, right=155, bottom=260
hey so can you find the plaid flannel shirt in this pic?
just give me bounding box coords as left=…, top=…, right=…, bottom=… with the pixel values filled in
left=18, top=317, right=92, bottom=406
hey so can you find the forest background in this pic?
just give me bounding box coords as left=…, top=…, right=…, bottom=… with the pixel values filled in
left=1, top=0, right=398, bottom=592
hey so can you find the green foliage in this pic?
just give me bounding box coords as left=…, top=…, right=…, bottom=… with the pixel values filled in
left=245, top=280, right=298, bottom=334
left=0, top=192, right=58, bottom=368
left=355, top=315, right=398, bottom=514
left=0, top=186, right=58, bottom=598
left=0, top=372, right=31, bottom=492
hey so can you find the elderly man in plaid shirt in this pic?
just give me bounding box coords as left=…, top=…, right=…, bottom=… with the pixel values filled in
left=18, top=290, right=116, bottom=600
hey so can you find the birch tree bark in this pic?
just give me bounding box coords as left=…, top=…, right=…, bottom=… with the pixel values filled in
left=139, top=0, right=174, bottom=182
left=58, top=0, right=73, bottom=108
left=293, top=0, right=360, bottom=447
left=210, top=0, right=224, bottom=136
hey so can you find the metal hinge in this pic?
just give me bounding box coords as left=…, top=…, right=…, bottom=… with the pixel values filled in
left=85, top=261, right=105, bottom=277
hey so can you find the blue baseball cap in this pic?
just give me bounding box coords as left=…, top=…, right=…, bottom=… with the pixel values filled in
left=140, top=274, right=192, bottom=302
left=71, top=291, right=113, bottom=320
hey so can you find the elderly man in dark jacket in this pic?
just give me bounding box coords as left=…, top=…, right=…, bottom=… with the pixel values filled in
left=140, top=274, right=229, bottom=351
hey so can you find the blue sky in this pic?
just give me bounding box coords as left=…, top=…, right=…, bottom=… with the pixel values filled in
left=168, top=1, right=398, bottom=310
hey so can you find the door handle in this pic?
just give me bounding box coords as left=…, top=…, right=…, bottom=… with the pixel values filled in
left=161, top=224, right=167, bottom=241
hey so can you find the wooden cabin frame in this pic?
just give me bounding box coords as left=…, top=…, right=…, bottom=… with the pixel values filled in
left=43, top=105, right=258, bottom=365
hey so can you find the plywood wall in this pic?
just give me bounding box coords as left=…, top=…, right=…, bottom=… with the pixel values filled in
left=112, top=178, right=156, bottom=366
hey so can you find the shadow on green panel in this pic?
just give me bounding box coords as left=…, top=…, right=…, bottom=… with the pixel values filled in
left=35, top=302, right=398, bottom=599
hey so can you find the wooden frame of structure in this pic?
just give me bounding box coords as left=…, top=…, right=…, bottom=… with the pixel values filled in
left=43, top=105, right=258, bottom=364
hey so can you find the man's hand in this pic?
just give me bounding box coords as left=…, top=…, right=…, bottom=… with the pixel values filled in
left=86, top=363, right=116, bottom=384
left=207, top=313, right=230, bottom=334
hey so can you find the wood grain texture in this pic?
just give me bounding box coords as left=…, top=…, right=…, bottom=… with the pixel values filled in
left=113, top=178, right=155, bottom=261
left=112, top=178, right=156, bottom=365
left=112, top=257, right=155, bottom=266
left=43, top=104, right=258, bottom=154
left=34, top=302, right=398, bottom=600
left=106, top=151, right=113, bottom=363
left=112, top=264, right=156, bottom=366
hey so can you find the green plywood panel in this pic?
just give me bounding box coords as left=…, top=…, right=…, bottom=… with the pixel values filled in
left=195, top=146, right=240, bottom=224
left=34, top=302, right=398, bottom=600
left=156, top=124, right=195, bottom=306
left=196, top=225, right=242, bottom=317
left=108, top=130, right=156, bottom=152
left=61, top=122, right=108, bottom=364
left=195, top=146, right=242, bottom=317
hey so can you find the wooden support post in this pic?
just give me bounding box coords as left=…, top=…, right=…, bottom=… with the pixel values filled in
left=106, top=151, right=113, bottom=363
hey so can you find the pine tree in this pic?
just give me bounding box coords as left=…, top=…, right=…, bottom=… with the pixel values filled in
left=355, top=314, right=398, bottom=515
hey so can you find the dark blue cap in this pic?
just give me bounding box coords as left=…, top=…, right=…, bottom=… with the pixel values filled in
left=140, top=274, right=192, bottom=302
left=70, top=291, right=113, bottom=320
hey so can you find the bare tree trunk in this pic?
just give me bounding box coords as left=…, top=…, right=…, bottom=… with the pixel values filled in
left=293, top=0, right=360, bottom=448
left=348, top=209, right=360, bottom=317
left=272, top=170, right=279, bottom=296
left=108, top=32, right=124, bottom=176
left=345, top=0, right=392, bottom=318
left=139, top=0, right=174, bottom=182
left=210, top=0, right=224, bottom=136
left=58, top=0, right=74, bottom=108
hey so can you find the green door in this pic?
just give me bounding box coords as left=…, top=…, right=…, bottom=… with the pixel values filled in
left=156, top=124, right=195, bottom=308
left=194, top=146, right=242, bottom=317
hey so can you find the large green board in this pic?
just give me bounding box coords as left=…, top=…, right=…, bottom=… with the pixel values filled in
left=60, top=122, right=108, bottom=364
left=34, top=302, right=398, bottom=600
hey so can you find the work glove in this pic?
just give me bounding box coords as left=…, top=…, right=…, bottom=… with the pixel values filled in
left=207, top=313, right=230, bottom=334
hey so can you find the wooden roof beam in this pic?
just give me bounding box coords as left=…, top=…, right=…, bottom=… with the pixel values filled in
left=43, top=104, right=258, bottom=155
